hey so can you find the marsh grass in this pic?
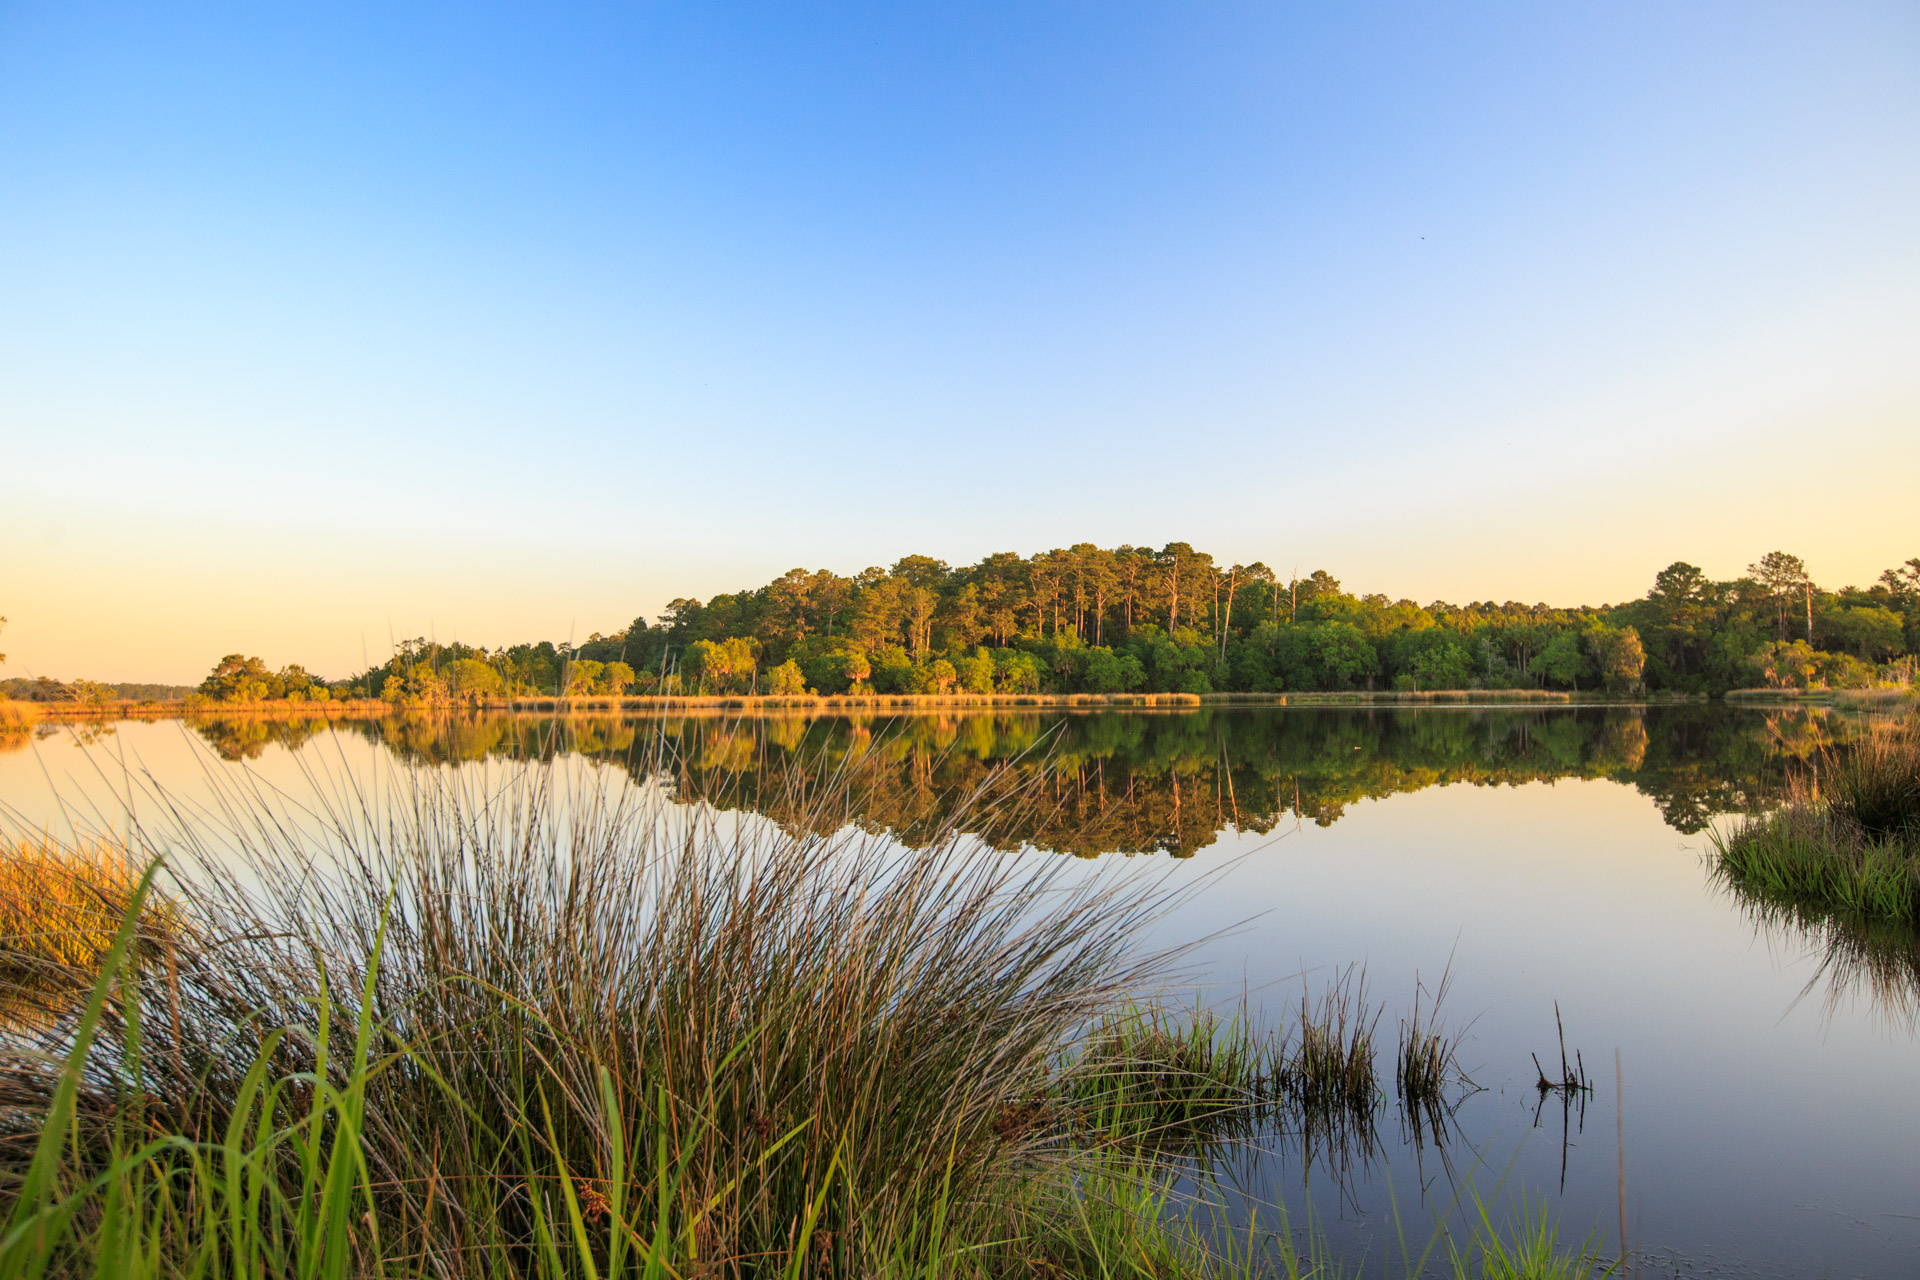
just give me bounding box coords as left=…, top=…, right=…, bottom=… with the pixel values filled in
left=1440, top=1196, right=1613, bottom=1280
left=1395, top=967, right=1473, bottom=1152
left=0, top=734, right=1225, bottom=1278
left=1711, top=718, right=1920, bottom=924
left=1279, top=968, right=1380, bottom=1126
left=509, top=693, right=1207, bottom=713
left=1066, top=1002, right=1281, bottom=1146
left=0, top=725, right=1613, bottom=1279
left=0, top=838, right=184, bottom=1033
left=0, top=702, right=38, bottom=734
left=1825, top=721, right=1920, bottom=838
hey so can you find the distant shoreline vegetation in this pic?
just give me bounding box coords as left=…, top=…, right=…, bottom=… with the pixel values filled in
left=13, top=544, right=1919, bottom=708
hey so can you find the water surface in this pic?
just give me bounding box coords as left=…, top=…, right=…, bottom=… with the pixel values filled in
left=3, top=704, right=1914, bottom=1277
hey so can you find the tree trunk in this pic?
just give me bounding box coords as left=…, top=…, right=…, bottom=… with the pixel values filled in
left=1220, top=572, right=1239, bottom=661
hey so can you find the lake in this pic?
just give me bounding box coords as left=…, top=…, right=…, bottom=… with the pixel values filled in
left=3, top=702, right=1915, bottom=1277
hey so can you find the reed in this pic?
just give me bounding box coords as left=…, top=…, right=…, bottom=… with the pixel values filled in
left=1395, top=966, right=1470, bottom=1120
left=505, top=692, right=1207, bottom=712
left=0, top=741, right=1197, bottom=1277
left=1279, top=967, right=1381, bottom=1124
left=1441, top=1196, right=1612, bottom=1280
left=0, top=701, right=39, bottom=732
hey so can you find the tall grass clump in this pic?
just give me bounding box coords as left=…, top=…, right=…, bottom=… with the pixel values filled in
left=1826, top=720, right=1920, bottom=839
left=1712, top=719, right=1920, bottom=924
left=1279, top=968, right=1380, bottom=1125
left=1440, top=1197, right=1613, bottom=1280
left=0, top=739, right=1232, bottom=1278
left=0, top=701, right=39, bottom=735
left=1395, top=967, right=1472, bottom=1145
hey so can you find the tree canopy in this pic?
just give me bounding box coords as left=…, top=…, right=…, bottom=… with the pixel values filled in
left=187, top=544, right=1920, bottom=702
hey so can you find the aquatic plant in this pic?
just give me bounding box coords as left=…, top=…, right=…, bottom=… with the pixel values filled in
left=0, top=835, right=181, bottom=978
left=1713, top=807, right=1919, bottom=921
left=1396, top=965, right=1471, bottom=1129
left=1711, top=719, right=1920, bottom=924
left=1825, top=720, right=1920, bottom=838
left=1280, top=967, right=1380, bottom=1124
left=1441, top=1196, right=1613, bottom=1280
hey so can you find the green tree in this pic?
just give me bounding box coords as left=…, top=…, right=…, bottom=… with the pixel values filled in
left=1748, top=551, right=1812, bottom=642
left=200, top=654, right=273, bottom=702
left=382, top=665, right=449, bottom=705
left=1309, top=622, right=1376, bottom=690
left=1081, top=646, right=1145, bottom=693
left=680, top=641, right=722, bottom=693
left=763, top=659, right=807, bottom=695
left=1586, top=624, right=1645, bottom=693
left=446, top=657, right=506, bottom=698
left=951, top=648, right=995, bottom=694
left=869, top=645, right=915, bottom=694
left=1749, top=639, right=1818, bottom=689
left=1814, top=651, right=1874, bottom=688
left=1823, top=606, right=1904, bottom=661
left=1533, top=630, right=1590, bottom=690
left=994, top=651, right=1045, bottom=693
left=602, top=661, right=636, bottom=695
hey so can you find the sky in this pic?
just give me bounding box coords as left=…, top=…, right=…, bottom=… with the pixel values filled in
left=2, top=2, right=1916, bottom=684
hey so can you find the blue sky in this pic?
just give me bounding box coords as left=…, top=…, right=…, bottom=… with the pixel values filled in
left=3, top=3, right=1917, bottom=681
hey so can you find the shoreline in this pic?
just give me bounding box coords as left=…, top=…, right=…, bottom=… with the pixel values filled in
left=4, top=687, right=1742, bottom=723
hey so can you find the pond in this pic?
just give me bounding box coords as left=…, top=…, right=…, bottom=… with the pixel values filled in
left=3, top=703, right=1916, bottom=1277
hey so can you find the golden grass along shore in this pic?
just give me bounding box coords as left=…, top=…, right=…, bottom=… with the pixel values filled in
left=10, top=686, right=1626, bottom=724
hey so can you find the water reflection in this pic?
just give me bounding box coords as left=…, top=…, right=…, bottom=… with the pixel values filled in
left=7, top=701, right=1914, bottom=1271
left=177, top=703, right=1865, bottom=852
left=1730, top=895, right=1920, bottom=1032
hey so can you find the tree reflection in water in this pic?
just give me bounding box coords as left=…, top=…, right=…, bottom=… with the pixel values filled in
left=176, top=703, right=1868, bottom=855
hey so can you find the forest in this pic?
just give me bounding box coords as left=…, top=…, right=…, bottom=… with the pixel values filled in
left=198, top=544, right=1919, bottom=703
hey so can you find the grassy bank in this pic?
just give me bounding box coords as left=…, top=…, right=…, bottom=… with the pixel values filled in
left=29, top=688, right=1660, bottom=722
left=1710, top=720, right=1920, bottom=922
left=0, top=747, right=1606, bottom=1278
left=0, top=701, right=41, bottom=733
left=33, top=697, right=395, bottom=723
left=1725, top=687, right=1918, bottom=709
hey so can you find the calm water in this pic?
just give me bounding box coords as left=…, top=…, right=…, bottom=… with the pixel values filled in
left=4, top=704, right=1916, bottom=1277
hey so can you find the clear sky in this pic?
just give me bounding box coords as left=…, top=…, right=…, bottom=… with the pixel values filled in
left=3, top=3, right=1916, bottom=684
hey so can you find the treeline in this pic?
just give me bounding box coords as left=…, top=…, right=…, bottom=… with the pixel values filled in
left=197, top=544, right=1920, bottom=703
left=2, top=677, right=198, bottom=704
